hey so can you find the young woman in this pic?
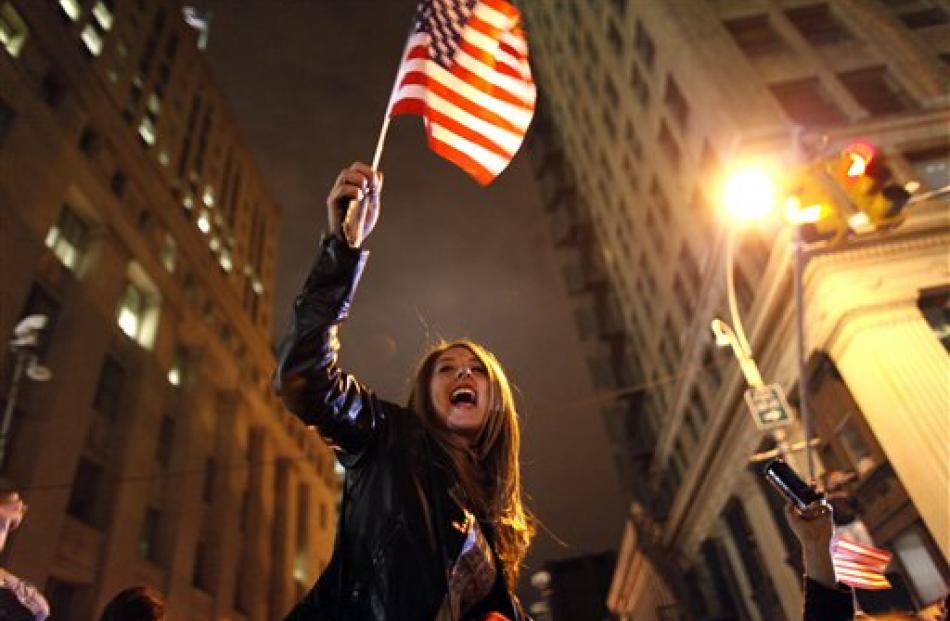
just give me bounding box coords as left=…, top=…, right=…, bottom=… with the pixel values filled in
left=274, top=163, right=533, bottom=620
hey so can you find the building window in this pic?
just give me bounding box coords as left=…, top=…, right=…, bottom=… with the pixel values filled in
left=785, top=4, right=852, bottom=45
left=897, top=6, right=949, bottom=29
left=904, top=145, right=949, bottom=191
left=40, top=71, right=67, bottom=107
left=139, top=507, right=161, bottom=563
left=117, top=281, right=147, bottom=340
left=678, top=242, right=702, bottom=288
left=92, top=355, right=124, bottom=420
left=634, top=21, right=655, bottom=69
left=78, top=125, right=100, bottom=156
left=607, top=19, right=623, bottom=54
left=138, top=117, right=156, bottom=146
left=192, top=537, right=211, bottom=592
left=80, top=23, right=104, bottom=56
left=91, top=0, right=115, bottom=32
left=664, top=75, right=689, bottom=129
left=67, top=457, right=104, bottom=527
left=45, top=205, right=89, bottom=271
left=160, top=233, right=176, bottom=273
left=703, top=346, right=723, bottom=389
left=918, top=287, right=949, bottom=353
left=890, top=522, right=948, bottom=604
left=1, top=3, right=28, bottom=58
left=768, top=77, right=846, bottom=126
left=658, top=120, right=682, bottom=169
left=631, top=63, right=651, bottom=107
left=838, top=66, right=913, bottom=116
left=724, top=15, right=787, bottom=57
left=116, top=264, right=160, bottom=348
left=0, top=97, right=13, bottom=143
left=59, top=0, right=81, bottom=21
left=155, top=415, right=174, bottom=468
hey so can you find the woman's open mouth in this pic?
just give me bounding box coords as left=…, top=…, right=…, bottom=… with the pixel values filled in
left=449, top=387, right=477, bottom=407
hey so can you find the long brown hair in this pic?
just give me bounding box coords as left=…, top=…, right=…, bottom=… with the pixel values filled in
left=408, top=339, right=534, bottom=587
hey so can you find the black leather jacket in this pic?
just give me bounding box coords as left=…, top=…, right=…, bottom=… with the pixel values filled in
left=274, top=235, right=524, bottom=621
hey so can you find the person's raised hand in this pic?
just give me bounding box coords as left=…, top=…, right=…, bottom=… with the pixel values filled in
left=786, top=502, right=838, bottom=588
left=326, top=161, right=383, bottom=248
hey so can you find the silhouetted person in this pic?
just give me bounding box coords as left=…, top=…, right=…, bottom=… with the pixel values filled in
left=97, top=587, right=165, bottom=621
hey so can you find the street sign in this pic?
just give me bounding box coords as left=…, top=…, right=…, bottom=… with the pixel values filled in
left=745, top=384, right=793, bottom=430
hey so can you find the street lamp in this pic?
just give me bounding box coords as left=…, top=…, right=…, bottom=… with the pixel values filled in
left=0, top=315, right=53, bottom=469
left=718, top=164, right=818, bottom=480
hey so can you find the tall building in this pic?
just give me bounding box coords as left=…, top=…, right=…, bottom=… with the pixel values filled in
left=0, top=1, right=338, bottom=619
left=523, top=1, right=949, bottom=619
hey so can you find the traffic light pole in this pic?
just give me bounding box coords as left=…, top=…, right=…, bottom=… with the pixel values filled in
left=793, top=227, right=816, bottom=483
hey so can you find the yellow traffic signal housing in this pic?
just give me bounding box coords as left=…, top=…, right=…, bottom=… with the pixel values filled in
left=782, top=163, right=849, bottom=245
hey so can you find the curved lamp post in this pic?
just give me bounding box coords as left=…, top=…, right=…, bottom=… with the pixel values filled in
left=0, top=315, right=53, bottom=469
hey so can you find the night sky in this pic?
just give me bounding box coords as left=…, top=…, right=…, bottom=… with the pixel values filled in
left=196, top=0, right=627, bottom=595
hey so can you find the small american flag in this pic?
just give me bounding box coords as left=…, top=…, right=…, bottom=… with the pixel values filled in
left=387, top=0, right=536, bottom=185
left=831, top=536, right=893, bottom=590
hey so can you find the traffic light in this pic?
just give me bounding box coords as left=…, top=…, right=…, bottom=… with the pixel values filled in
left=783, top=163, right=849, bottom=245
left=827, top=141, right=911, bottom=229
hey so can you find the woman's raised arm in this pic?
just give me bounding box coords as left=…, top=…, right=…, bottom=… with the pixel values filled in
left=272, top=163, right=382, bottom=465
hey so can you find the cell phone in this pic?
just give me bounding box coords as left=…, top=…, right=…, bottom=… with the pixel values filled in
left=762, top=459, right=824, bottom=513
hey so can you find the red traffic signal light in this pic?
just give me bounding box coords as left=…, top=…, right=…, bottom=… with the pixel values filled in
left=842, top=141, right=876, bottom=178
left=830, top=141, right=911, bottom=227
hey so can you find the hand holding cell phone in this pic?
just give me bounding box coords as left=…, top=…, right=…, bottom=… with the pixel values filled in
left=762, top=459, right=825, bottom=515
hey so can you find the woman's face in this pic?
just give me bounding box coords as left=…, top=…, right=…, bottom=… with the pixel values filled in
left=429, top=346, right=490, bottom=440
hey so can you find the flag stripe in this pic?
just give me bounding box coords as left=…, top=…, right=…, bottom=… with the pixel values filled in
left=429, top=122, right=508, bottom=175
left=396, top=70, right=527, bottom=136
left=398, top=45, right=533, bottom=120
left=430, top=138, right=495, bottom=186
left=391, top=84, right=520, bottom=155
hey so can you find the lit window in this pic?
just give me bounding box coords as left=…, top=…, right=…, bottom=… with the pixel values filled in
left=202, top=186, right=215, bottom=207
left=218, top=249, right=232, bottom=272
left=117, top=282, right=146, bottom=340
left=252, top=278, right=264, bottom=295
left=115, top=264, right=160, bottom=348
left=197, top=211, right=211, bottom=233
left=167, top=348, right=184, bottom=386
left=158, top=149, right=170, bottom=167
left=0, top=2, right=29, bottom=58
left=160, top=233, right=176, bottom=273
left=146, top=93, right=161, bottom=115
left=45, top=205, right=89, bottom=271
left=138, top=117, right=156, bottom=145
left=80, top=24, right=104, bottom=56
left=91, top=1, right=114, bottom=31
left=182, top=193, right=194, bottom=210
left=59, top=0, right=81, bottom=21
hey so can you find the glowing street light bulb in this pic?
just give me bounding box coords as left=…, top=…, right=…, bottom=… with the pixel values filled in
left=723, top=167, right=777, bottom=222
